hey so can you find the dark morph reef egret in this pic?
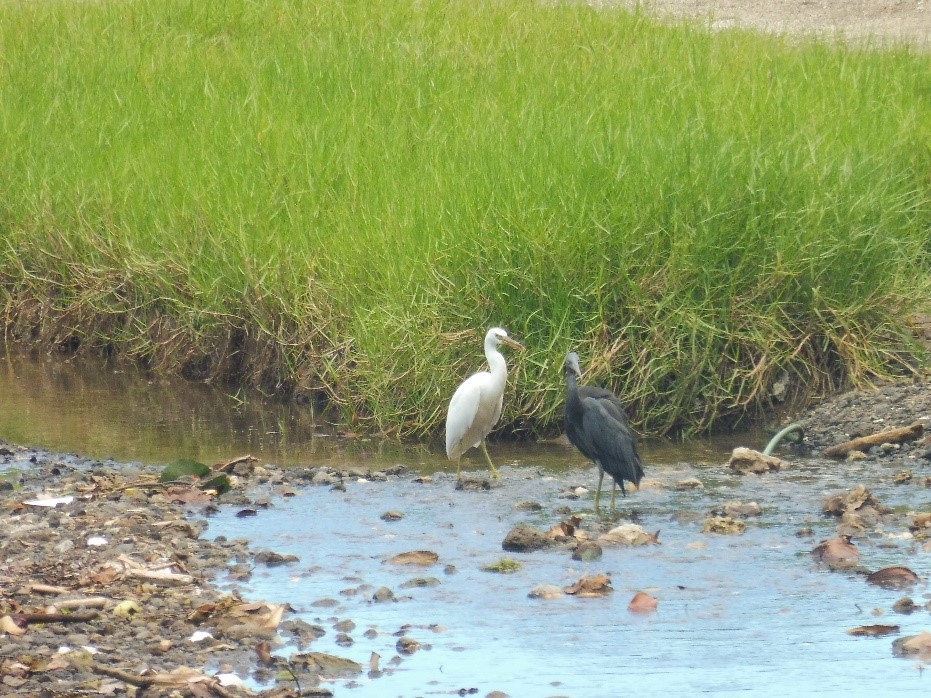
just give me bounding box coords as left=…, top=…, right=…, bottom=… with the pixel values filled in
left=445, top=328, right=525, bottom=480
left=563, top=351, right=645, bottom=514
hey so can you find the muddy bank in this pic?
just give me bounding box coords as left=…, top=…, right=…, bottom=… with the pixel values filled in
left=603, top=0, right=931, bottom=48
left=0, top=445, right=410, bottom=698
left=788, top=379, right=931, bottom=461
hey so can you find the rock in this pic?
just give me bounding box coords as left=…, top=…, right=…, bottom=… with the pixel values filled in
left=482, top=558, right=522, bottom=573
left=702, top=516, right=746, bottom=535
left=380, top=511, right=404, bottom=521
left=598, top=524, right=660, bottom=546
left=396, top=636, right=420, bottom=655
left=528, top=585, right=564, bottom=600
left=387, top=550, right=439, bottom=566
left=909, top=512, right=931, bottom=534
left=892, top=632, right=931, bottom=661
left=674, top=478, right=704, bottom=490
left=720, top=501, right=762, bottom=518
left=455, top=477, right=492, bottom=491
left=254, top=550, right=299, bottom=566
left=399, top=577, right=441, bottom=589
left=728, top=447, right=789, bottom=474
left=892, top=597, right=919, bottom=614
left=372, top=587, right=396, bottom=603
left=502, top=525, right=552, bottom=553
left=571, top=542, right=603, bottom=561
left=291, top=651, right=363, bottom=679
left=513, top=501, right=544, bottom=512
left=311, top=470, right=339, bottom=486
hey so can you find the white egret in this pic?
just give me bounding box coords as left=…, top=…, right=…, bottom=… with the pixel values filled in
left=445, top=327, right=524, bottom=479
left=563, top=351, right=645, bottom=514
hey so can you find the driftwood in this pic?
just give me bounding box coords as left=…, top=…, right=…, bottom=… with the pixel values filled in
left=823, top=421, right=924, bottom=458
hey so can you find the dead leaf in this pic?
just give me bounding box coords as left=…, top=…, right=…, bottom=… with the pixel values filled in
left=86, top=567, right=119, bottom=585
left=563, top=574, right=613, bottom=597
left=187, top=684, right=214, bottom=698
left=865, top=566, right=920, bottom=590
left=847, top=625, right=900, bottom=637
left=386, top=551, right=439, bottom=566
left=146, top=666, right=206, bottom=686
left=166, top=487, right=213, bottom=506
left=255, top=641, right=274, bottom=665
left=627, top=591, right=658, bottom=613
left=1, top=614, right=26, bottom=636
left=45, top=654, right=71, bottom=671
left=811, top=536, right=860, bottom=570
left=260, top=604, right=285, bottom=630
left=822, top=485, right=881, bottom=517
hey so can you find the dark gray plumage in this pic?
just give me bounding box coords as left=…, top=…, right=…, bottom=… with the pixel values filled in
left=563, top=351, right=645, bottom=514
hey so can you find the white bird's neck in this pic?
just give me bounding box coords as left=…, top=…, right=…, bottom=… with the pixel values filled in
left=484, top=341, right=507, bottom=385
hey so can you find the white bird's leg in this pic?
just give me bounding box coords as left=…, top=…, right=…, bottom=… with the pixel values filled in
left=455, top=457, right=461, bottom=481
left=480, top=441, right=500, bottom=479
left=593, top=466, right=605, bottom=514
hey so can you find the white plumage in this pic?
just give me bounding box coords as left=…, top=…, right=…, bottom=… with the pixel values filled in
left=445, top=327, right=524, bottom=479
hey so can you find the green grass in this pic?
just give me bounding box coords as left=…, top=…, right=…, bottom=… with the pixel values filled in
left=1, top=0, right=929, bottom=439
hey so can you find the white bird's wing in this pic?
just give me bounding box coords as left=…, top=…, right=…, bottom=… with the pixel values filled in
left=445, top=373, right=484, bottom=459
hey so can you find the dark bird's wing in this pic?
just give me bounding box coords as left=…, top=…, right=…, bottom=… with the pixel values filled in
left=580, top=396, right=645, bottom=492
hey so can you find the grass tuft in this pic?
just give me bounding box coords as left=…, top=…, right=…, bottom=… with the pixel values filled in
left=1, top=0, right=929, bottom=438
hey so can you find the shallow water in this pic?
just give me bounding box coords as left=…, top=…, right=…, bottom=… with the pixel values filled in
left=0, top=349, right=750, bottom=469
left=210, top=458, right=930, bottom=697
left=1, top=351, right=929, bottom=697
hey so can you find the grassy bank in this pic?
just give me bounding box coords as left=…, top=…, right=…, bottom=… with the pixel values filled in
left=1, top=0, right=929, bottom=438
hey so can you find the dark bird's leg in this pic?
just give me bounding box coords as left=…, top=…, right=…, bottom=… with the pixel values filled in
left=480, top=441, right=501, bottom=479
left=609, top=481, right=618, bottom=513
left=593, top=464, right=605, bottom=514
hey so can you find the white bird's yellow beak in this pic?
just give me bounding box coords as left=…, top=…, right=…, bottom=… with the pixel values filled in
left=501, top=336, right=525, bottom=352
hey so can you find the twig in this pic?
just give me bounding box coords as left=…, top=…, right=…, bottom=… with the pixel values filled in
left=13, top=610, right=99, bottom=625
left=49, top=597, right=109, bottom=611
left=115, top=478, right=199, bottom=491
left=90, top=664, right=157, bottom=688
left=213, top=454, right=256, bottom=473
left=29, top=583, right=70, bottom=595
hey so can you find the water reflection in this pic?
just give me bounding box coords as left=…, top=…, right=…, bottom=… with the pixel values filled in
left=0, top=350, right=764, bottom=470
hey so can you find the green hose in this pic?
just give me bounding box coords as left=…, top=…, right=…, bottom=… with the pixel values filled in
left=763, top=422, right=804, bottom=456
